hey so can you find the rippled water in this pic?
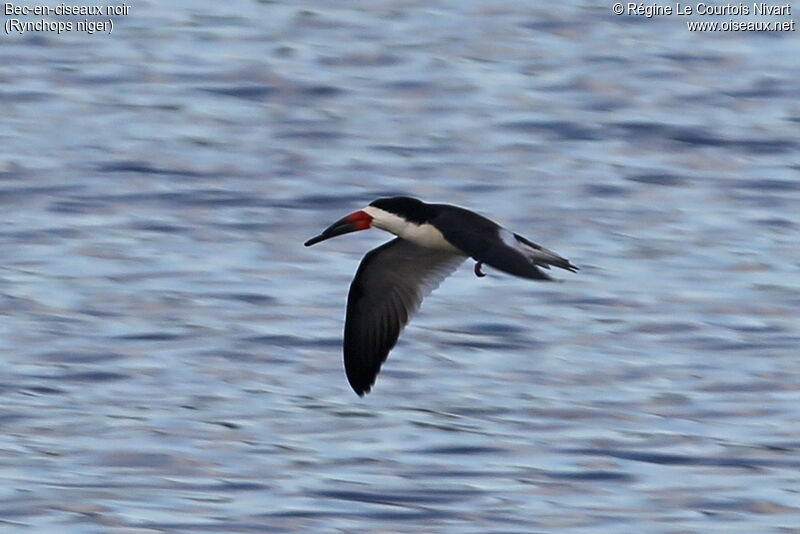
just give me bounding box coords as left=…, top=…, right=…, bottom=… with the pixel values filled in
left=1, top=2, right=799, bottom=532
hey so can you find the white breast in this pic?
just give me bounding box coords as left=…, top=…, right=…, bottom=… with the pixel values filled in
left=363, top=206, right=461, bottom=252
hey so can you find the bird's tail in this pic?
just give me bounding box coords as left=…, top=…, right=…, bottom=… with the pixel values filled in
left=514, top=234, right=579, bottom=272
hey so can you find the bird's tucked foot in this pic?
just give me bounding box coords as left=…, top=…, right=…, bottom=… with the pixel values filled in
left=474, top=261, right=486, bottom=277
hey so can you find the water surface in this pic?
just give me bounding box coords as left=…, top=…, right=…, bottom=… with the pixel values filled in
left=1, top=2, right=799, bottom=532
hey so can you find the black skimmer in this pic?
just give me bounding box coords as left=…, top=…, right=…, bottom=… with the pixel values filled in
left=304, top=196, right=578, bottom=396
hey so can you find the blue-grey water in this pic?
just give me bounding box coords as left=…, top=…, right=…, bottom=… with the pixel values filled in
left=2, top=2, right=800, bottom=532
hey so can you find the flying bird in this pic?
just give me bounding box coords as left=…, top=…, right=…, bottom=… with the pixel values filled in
left=304, top=196, right=578, bottom=396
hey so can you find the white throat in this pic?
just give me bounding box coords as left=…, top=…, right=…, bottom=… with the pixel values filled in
left=362, top=206, right=460, bottom=252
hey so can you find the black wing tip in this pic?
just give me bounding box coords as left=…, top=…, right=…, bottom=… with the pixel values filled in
left=512, top=233, right=579, bottom=273
left=541, top=261, right=579, bottom=281
left=347, top=373, right=374, bottom=397
left=543, top=255, right=579, bottom=273
left=344, top=350, right=379, bottom=397
left=540, top=261, right=578, bottom=276
left=541, top=257, right=579, bottom=274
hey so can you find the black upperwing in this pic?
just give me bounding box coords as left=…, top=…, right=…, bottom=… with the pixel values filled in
left=431, top=204, right=578, bottom=281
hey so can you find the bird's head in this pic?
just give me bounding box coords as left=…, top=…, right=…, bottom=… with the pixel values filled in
left=304, top=196, right=430, bottom=246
